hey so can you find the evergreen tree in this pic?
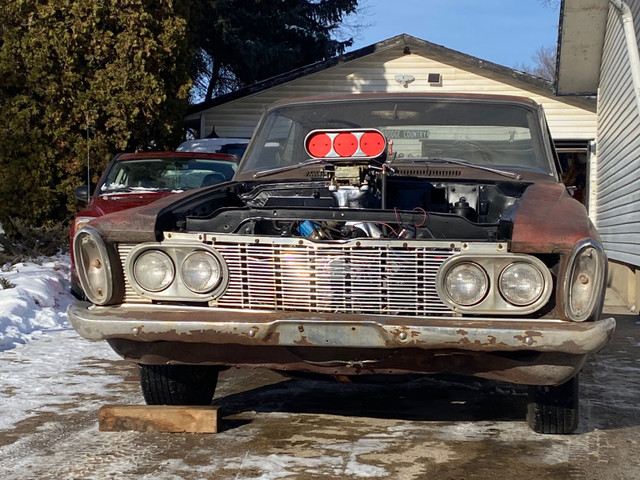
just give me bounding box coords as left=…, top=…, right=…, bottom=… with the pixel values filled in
left=0, top=0, right=359, bottom=233
left=193, top=0, right=359, bottom=99
left=0, top=0, right=196, bottom=232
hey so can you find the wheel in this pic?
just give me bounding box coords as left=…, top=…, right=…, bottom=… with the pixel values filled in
left=139, top=364, right=219, bottom=405
left=526, top=375, right=579, bottom=434
left=70, top=276, right=87, bottom=301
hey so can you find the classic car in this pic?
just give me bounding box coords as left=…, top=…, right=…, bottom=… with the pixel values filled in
left=70, top=151, right=237, bottom=298
left=68, top=93, right=615, bottom=434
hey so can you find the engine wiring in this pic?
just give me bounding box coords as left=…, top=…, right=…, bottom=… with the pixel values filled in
left=294, top=217, right=436, bottom=240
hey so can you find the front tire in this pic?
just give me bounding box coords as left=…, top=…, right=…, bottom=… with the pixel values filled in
left=526, top=375, right=579, bottom=434
left=139, top=364, right=219, bottom=405
left=70, top=276, right=87, bottom=301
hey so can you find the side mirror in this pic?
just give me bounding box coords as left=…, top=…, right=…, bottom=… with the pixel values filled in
left=74, top=185, right=90, bottom=202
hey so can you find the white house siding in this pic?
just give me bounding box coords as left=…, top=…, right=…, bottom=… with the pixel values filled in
left=595, top=4, right=640, bottom=266
left=193, top=42, right=596, bottom=142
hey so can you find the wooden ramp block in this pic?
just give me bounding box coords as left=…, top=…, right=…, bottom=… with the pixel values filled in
left=98, top=405, right=220, bottom=433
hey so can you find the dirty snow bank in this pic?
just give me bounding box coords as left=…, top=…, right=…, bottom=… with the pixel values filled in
left=0, top=255, right=74, bottom=351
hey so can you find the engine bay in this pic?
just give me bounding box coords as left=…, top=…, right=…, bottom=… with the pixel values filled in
left=177, top=165, right=529, bottom=242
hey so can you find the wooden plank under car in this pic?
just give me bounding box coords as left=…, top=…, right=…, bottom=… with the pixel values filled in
left=98, top=405, right=220, bottom=433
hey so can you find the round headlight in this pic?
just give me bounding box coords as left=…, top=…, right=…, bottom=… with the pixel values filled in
left=180, top=251, right=222, bottom=294
left=499, top=262, right=544, bottom=306
left=444, top=262, right=488, bottom=306
left=133, top=250, right=175, bottom=292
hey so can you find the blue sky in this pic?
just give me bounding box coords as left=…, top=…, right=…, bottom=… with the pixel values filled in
left=346, top=0, right=560, bottom=70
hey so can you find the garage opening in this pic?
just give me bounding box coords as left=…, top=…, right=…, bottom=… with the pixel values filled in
left=554, top=139, right=592, bottom=208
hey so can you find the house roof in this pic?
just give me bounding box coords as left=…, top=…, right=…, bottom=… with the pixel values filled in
left=555, top=0, right=609, bottom=96
left=188, top=33, right=590, bottom=117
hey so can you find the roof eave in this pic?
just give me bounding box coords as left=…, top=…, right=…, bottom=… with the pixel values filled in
left=185, top=35, right=410, bottom=118
left=187, top=33, right=564, bottom=118
left=555, top=0, right=609, bottom=96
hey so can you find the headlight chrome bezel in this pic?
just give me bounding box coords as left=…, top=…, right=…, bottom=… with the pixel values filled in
left=563, top=240, right=607, bottom=322
left=126, top=243, right=228, bottom=301
left=73, top=226, right=115, bottom=305
left=436, top=253, right=553, bottom=314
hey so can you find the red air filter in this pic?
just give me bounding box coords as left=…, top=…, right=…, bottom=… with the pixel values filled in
left=304, top=129, right=387, bottom=159
left=333, top=132, right=359, bottom=157
left=359, top=131, right=386, bottom=157
left=306, top=132, right=332, bottom=158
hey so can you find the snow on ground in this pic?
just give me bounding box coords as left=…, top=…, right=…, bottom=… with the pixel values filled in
left=0, top=254, right=126, bottom=431
left=0, top=255, right=73, bottom=351
left=0, top=328, right=126, bottom=431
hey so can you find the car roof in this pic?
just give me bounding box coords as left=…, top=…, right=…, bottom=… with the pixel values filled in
left=266, top=92, right=540, bottom=110
left=114, top=151, right=237, bottom=163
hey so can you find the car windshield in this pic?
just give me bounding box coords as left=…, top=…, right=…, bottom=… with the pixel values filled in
left=100, top=157, right=237, bottom=193
left=239, top=98, right=553, bottom=175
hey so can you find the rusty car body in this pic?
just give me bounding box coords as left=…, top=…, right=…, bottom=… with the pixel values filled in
left=68, top=93, right=615, bottom=433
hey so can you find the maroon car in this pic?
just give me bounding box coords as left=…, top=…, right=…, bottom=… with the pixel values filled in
left=70, top=151, right=237, bottom=297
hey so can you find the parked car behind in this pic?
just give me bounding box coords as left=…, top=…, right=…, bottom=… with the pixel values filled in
left=69, top=93, right=615, bottom=434
left=70, top=151, right=237, bottom=297
left=177, top=137, right=250, bottom=158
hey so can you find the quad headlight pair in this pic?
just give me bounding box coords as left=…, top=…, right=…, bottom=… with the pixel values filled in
left=444, top=261, right=545, bottom=307
left=436, top=254, right=554, bottom=314
left=127, top=244, right=228, bottom=301
left=133, top=249, right=221, bottom=294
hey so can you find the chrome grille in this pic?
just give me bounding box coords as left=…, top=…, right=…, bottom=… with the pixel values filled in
left=118, top=239, right=458, bottom=315
left=117, top=243, right=152, bottom=304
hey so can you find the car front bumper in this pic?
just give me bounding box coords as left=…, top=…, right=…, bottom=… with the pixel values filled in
left=68, top=302, right=616, bottom=385
left=68, top=301, right=615, bottom=355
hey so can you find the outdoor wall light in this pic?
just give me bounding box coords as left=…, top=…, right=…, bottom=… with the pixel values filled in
left=394, top=74, right=415, bottom=88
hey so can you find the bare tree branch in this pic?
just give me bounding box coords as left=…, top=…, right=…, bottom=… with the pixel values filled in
left=514, top=46, right=557, bottom=81
left=538, top=0, right=560, bottom=8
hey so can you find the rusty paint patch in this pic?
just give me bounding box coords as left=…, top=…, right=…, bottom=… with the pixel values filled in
left=510, top=183, right=601, bottom=254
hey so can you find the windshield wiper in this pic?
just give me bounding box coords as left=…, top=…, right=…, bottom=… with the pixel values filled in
left=253, top=156, right=522, bottom=181
left=397, top=157, right=523, bottom=180
left=100, top=187, right=135, bottom=194
left=101, top=186, right=169, bottom=194
left=253, top=158, right=331, bottom=179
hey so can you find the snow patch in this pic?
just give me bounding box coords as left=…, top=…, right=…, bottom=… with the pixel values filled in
left=0, top=256, right=73, bottom=351
left=0, top=329, right=124, bottom=430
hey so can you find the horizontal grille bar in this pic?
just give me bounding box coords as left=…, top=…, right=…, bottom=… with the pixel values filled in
left=118, top=239, right=458, bottom=316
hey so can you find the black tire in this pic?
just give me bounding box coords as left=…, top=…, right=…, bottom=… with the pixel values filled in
left=526, top=375, right=579, bottom=434
left=139, top=364, right=219, bottom=405
left=70, top=277, right=87, bottom=301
